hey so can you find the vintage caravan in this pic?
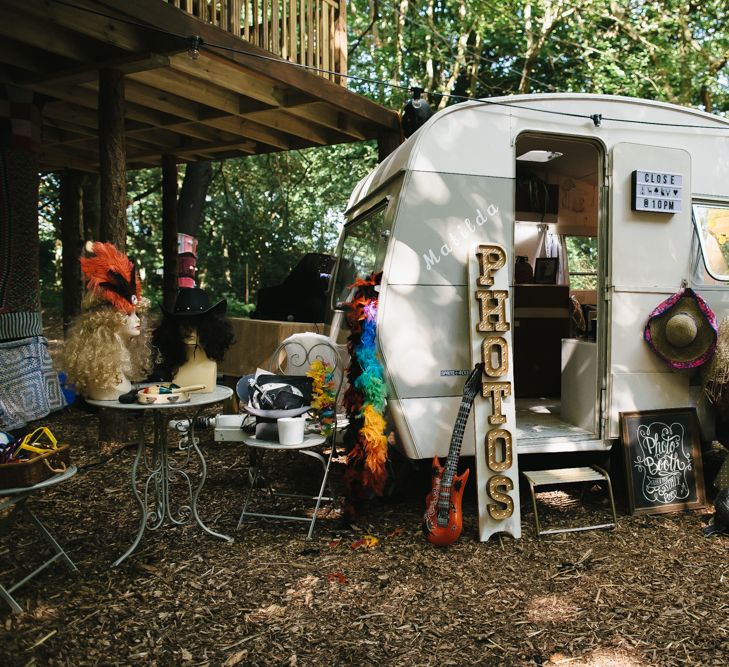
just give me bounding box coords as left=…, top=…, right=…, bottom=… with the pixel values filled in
left=328, top=94, right=729, bottom=539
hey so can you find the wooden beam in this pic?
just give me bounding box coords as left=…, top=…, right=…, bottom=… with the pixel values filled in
left=0, top=8, right=105, bottom=63
left=168, top=51, right=286, bottom=108
left=41, top=146, right=99, bottom=172
left=129, top=67, right=255, bottom=118
left=285, top=102, right=367, bottom=140
left=129, top=138, right=256, bottom=162
left=5, top=0, right=179, bottom=54
left=95, top=0, right=400, bottom=130
left=21, top=53, right=171, bottom=87
left=242, top=108, right=346, bottom=145
left=0, top=37, right=75, bottom=76
left=200, top=115, right=297, bottom=151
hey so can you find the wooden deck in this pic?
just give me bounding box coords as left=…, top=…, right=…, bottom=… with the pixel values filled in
left=0, top=0, right=399, bottom=171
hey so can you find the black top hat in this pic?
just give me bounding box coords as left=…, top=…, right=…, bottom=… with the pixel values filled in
left=161, top=287, right=227, bottom=317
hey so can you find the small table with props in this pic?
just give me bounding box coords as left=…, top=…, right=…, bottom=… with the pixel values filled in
left=87, top=384, right=233, bottom=566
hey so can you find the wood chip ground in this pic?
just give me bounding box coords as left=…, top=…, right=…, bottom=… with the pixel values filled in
left=1, top=312, right=727, bottom=665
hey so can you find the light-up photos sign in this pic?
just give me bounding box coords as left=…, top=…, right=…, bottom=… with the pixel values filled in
left=470, top=243, right=521, bottom=540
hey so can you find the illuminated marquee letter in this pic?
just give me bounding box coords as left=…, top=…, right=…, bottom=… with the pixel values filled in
left=476, top=244, right=506, bottom=286
left=476, top=289, right=510, bottom=333
left=487, top=475, right=515, bottom=520
left=487, top=428, right=513, bottom=472
left=482, top=336, right=509, bottom=378
left=482, top=382, right=512, bottom=425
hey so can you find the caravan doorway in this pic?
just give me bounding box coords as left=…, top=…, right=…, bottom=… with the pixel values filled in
left=512, top=134, right=605, bottom=453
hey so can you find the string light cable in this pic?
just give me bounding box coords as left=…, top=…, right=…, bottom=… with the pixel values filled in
left=44, top=0, right=729, bottom=132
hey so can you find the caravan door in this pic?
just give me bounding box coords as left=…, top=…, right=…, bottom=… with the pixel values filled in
left=607, top=143, right=692, bottom=439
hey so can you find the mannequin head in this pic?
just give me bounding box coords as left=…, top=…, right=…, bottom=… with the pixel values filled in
left=63, top=242, right=152, bottom=398
left=123, top=311, right=142, bottom=339
left=152, top=288, right=234, bottom=377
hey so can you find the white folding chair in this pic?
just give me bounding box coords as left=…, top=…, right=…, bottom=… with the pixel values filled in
left=237, top=333, right=344, bottom=538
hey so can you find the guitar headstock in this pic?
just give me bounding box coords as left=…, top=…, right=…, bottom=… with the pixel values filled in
left=463, top=362, right=485, bottom=400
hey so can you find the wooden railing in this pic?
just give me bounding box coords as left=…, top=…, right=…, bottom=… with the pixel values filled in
left=168, top=0, right=347, bottom=84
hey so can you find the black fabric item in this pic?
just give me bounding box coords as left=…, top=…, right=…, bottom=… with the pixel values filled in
left=251, top=375, right=313, bottom=409
left=251, top=253, right=335, bottom=323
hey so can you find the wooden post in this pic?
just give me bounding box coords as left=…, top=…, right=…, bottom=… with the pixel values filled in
left=60, top=170, right=83, bottom=333
left=98, top=68, right=127, bottom=250
left=335, top=0, right=347, bottom=85
left=377, top=130, right=401, bottom=162
left=162, top=154, right=179, bottom=312
left=97, top=68, right=128, bottom=446
left=82, top=174, right=101, bottom=242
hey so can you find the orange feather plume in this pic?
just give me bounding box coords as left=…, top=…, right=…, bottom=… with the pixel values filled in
left=80, top=242, right=141, bottom=314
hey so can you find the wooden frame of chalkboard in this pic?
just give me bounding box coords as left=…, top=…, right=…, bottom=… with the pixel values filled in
left=619, top=408, right=706, bottom=515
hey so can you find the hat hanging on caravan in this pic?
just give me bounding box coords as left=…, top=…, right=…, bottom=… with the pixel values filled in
left=644, top=288, right=718, bottom=370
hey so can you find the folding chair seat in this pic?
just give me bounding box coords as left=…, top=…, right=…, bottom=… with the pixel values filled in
left=237, top=333, right=344, bottom=538
left=0, top=466, right=79, bottom=613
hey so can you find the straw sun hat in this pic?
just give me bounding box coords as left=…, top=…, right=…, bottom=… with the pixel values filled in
left=644, top=288, right=718, bottom=370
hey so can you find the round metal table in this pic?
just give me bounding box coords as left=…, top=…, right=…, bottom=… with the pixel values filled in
left=87, top=385, right=233, bottom=565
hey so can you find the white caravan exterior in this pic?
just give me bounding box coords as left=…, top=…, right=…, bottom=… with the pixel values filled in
left=330, top=94, right=729, bottom=465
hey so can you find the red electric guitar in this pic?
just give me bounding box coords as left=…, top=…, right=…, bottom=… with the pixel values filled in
left=422, top=362, right=484, bottom=546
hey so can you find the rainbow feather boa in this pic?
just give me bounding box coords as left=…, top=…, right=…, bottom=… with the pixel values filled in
left=306, top=359, right=336, bottom=437
left=342, top=274, right=388, bottom=519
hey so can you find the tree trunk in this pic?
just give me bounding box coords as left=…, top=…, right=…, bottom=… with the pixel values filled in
left=98, top=68, right=127, bottom=250
left=60, top=170, right=83, bottom=333
left=97, top=69, right=128, bottom=444
left=162, top=155, right=179, bottom=311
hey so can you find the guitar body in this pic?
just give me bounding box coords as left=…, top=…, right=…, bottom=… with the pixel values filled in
left=422, top=456, right=470, bottom=546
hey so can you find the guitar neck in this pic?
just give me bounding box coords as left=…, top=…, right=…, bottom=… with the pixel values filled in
left=440, top=396, right=474, bottom=487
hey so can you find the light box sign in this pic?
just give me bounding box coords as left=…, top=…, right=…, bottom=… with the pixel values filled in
left=631, top=170, right=683, bottom=214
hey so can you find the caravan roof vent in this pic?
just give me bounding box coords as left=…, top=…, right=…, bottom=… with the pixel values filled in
left=516, top=150, right=563, bottom=163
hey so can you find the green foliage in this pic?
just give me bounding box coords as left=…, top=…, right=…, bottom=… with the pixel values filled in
left=566, top=235, right=598, bottom=289
left=347, top=0, right=729, bottom=113
left=197, top=142, right=377, bottom=300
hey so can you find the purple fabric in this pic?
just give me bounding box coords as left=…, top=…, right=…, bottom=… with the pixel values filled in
left=644, top=288, right=717, bottom=370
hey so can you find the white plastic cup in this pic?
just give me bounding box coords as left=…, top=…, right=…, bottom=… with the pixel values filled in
left=277, top=417, right=306, bottom=445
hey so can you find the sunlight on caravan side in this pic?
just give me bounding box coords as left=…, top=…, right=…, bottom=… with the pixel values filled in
left=328, top=95, right=729, bottom=507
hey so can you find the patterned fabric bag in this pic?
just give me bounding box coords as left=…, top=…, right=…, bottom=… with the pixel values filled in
left=0, top=336, right=66, bottom=431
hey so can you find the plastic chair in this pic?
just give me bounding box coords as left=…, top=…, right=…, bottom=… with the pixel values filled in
left=237, top=333, right=344, bottom=538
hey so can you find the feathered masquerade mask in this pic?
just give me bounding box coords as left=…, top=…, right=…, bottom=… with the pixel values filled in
left=80, top=242, right=142, bottom=315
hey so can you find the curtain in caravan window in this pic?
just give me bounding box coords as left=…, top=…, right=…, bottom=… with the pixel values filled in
left=534, top=226, right=569, bottom=285
left=692, top=204, right=729, bottom=285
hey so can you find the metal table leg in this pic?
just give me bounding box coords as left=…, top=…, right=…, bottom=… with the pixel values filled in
left=115, top=407, right=232, bottom=566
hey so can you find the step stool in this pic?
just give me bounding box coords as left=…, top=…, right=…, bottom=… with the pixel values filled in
left=522, top=465, right=617, bottom=537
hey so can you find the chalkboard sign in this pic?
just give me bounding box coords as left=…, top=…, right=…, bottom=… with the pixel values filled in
left=620, top=408, right=706, bottom=515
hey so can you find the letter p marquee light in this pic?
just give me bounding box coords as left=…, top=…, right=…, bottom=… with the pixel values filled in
left=469, top=243, right=521, bottom=540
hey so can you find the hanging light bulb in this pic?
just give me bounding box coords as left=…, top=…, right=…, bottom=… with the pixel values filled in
left=188, top=35, right=203, bottom=61
left=401, top=85, right=433, bottom=138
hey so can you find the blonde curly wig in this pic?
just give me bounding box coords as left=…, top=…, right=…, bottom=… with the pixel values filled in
left=63, top=293, right=152, bottom=394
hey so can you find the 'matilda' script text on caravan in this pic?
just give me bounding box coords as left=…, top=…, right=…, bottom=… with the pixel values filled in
left=475, top=244, right=515, bottom=520
left=423, top=206, right=500, bottom=271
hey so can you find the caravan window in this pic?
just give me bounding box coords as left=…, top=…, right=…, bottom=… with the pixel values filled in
left=565, top=236, right=598, bottom=289
left=693, top=204, right=729, bottom=282
left=332, top=203, right=388, bottom=308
